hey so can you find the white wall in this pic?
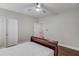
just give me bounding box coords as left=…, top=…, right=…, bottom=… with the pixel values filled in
left=0, top=8, right=36, bottom=46
left=39, top=8, right=79, bottom=50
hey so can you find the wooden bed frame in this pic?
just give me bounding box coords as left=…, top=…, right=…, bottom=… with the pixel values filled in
left=31, top=36, right=58, bottom=56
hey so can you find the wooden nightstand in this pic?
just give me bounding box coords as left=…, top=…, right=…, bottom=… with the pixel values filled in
left=31, top=36, right=58, bottom=56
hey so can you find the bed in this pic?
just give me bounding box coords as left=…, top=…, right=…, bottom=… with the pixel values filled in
left=0, top=36, right=58, bottom=56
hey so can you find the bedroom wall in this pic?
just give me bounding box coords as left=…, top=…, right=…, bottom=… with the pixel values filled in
left=0, top=8, right=36, bottom=47
left=38, top=8, right=79, bottom=50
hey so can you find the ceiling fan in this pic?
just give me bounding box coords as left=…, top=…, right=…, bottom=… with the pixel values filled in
left=25, top=3, right=48, bottom=17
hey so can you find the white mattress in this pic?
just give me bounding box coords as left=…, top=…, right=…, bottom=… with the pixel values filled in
left=0, top=42, right=54, bottom=56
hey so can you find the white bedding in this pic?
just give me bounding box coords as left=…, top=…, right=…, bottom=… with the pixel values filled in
left=0, top=42, right=54, bottom=56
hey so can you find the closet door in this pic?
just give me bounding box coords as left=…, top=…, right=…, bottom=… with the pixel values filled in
left=7, top=19, right=18, bottom=47
left=0, top=17, right=6, bottom=48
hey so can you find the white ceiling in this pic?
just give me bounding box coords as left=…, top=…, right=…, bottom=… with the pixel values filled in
left=0, top=3, right=79, bottom=17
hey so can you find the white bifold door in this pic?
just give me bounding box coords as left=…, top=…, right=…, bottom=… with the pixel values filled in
left=0, top=17, right=18, bottom=48
left=7, top=19, right=18, bottom=47
left=0, top=17, right=6, bottom=47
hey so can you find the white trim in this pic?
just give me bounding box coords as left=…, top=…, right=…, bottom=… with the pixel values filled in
left=58, top=43, right=79, bottom=51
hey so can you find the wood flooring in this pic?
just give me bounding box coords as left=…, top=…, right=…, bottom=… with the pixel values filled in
left=58, top=46, right=79, bottom=56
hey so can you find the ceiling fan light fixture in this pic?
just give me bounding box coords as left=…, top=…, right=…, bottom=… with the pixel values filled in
left=36, top=7, right=41, bottom=11
left=35, top=3, right=41, bottom=12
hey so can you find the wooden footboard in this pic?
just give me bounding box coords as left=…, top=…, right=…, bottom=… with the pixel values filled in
left=31, top=36, right=58, bottom=56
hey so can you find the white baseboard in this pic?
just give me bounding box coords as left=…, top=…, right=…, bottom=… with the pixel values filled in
left=58, top=43, right=79, bottom=51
